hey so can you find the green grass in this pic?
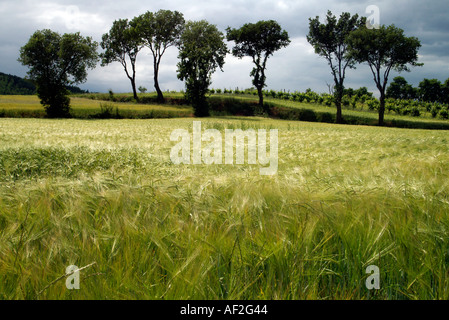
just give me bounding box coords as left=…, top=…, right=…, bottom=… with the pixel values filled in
left=0, top=95, right=193, bottom=118
left=1, top=117, right=449, bottom=299
left=3, top=93, right=449, bottom=130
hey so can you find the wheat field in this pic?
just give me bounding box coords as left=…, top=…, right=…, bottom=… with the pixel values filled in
left=1, top=117, right=449, bottom=299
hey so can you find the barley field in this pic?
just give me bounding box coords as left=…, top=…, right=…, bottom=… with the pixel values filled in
left=1, top=117, right=449, bottom=299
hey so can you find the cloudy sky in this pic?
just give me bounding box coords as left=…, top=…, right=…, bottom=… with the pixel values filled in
left=1, top=0, right=448, bottom=95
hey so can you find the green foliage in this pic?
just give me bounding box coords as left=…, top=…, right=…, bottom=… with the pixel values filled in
left=342, top=95, right=351, bottom=107
left=387, top=76, right=417, bottom=100
left=439, top=108, right=449, bottom=119
left=0, top=72, right=87, bottom=96
left=18, top=29, right=98, bottom=118
left=177, top=20, right=228, bottom=117
left=367, top=98, right=379, bottom=111
left=419, top=78, right=443, bottom=102
left=0, top=72, right=35, bottom=95
left=37, top=83, right=71, bottom=118
left=431, top=103, right=441, bottom=118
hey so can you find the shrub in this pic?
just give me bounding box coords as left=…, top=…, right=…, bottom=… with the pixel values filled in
left=318, top=112, right=334, bottom=123
left=367, top=99, right=379, bottom=111
left=410, top=107, right=421, bottom=117
left=431, top=104, right=440, bottom=118
left=90, top=102, right=121, bottom=119
left=108, top=89, right=115, bottom=101
left=297, top=93, right=306, bottom=102
left=342, top=95, right=350, bottom=107
left=439, top=108, right=449, bottom=119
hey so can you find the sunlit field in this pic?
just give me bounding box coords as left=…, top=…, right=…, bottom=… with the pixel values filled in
left=1, top=117, right=449, bottom=299
left=0, top=95, right=193, bottom=118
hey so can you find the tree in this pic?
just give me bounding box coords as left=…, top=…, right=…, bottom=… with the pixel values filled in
left=386, top=76, right=417, bottom=100
left=132, top=10, right=185, bottom=103
left=18, top=29, right=98, bottom=118
left=138, top=86, right=147, bottom=94
left=418, top=78, right=442, bottom=102
left=307, top=11, right=366, bottom=124
left=177, top=20, right=228, bottom=117
left=442, top=78, right=449, bottom=104
left=100, top=19, right=143, bottom=101
left=347, top=24, right=422, bottom=126
left=226, top=20, right=290, bottom=112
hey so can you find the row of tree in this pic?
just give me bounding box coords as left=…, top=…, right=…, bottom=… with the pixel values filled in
left=307, top=11, right=422, bottom=126
left=19, top=9, right=424, bottom=125
left=18, top=10, right=290, bottom=117
left=387, top=76, right=449, bottom=104
left=99, top=11, right=290, bottom=117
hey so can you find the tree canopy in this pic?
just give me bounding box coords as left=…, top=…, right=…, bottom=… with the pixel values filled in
left=418, top=78, right=443, bottom=103
left=386, top=76, right=417, bottom=100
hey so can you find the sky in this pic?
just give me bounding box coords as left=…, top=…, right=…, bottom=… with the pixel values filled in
left=0, top=0, right=448, bottom=95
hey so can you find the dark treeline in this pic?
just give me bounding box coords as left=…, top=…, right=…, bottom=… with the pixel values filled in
left=387, top=76, right=449, bottom=104
left=0, top=72, right=89, bottom=95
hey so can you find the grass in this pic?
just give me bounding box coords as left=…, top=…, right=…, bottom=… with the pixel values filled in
left=1, top=117, right=449, bottom=299
left=0, top=95, right=193, bottom=119
left=3, top=93, right=449, bottom=130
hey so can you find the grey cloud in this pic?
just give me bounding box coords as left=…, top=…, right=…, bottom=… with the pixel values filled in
left=1, top=0, right=448, bottom=94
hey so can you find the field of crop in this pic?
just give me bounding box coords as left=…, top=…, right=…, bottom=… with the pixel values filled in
left=0, top=95, right=193, bottom=118
left=1, top=116, right=449, bottom=300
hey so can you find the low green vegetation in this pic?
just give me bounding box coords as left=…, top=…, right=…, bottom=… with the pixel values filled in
left=2, top=92, right=449, bottom=130
left=0, top=95, right=193, bottom=119
left=1, top=117, right=448, bottom=299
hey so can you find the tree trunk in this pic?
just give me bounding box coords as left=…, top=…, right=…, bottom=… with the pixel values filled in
left=334, top=83, right=344, bottom=124
left=154, top=59, right=165, bottom=103
left=335, top=101, right=343, bottom=124
left=154, top=77, right=164, bottom=103
left=257, top=86, right=264, bottom=113
left=131, top=77, right=138, bottom=101
left=378, top=92, right=385, bottom=126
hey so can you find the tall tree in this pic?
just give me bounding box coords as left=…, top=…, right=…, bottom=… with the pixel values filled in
left=442, top=78, right=449, bottom=104
left=307, top=11, right=366, bottom=124
left=100, top=19, right=143, bottom=101
left=132, top=10, right=185, bottom=103
left=226, top=20, right=290, bottom=112
left=177, top=20, right=227, bottom=117
left=18, top=29, right=98, bottom=117
left=418, top=78, right=442, bottom=102
left=347, top=24, right=422, bottom=126
left=386, top=76, right=417, bottom=100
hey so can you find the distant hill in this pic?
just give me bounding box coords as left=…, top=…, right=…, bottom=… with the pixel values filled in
left=0, top=72, right=35, bottom=95
left=0, top=72, right=89, bottom=95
